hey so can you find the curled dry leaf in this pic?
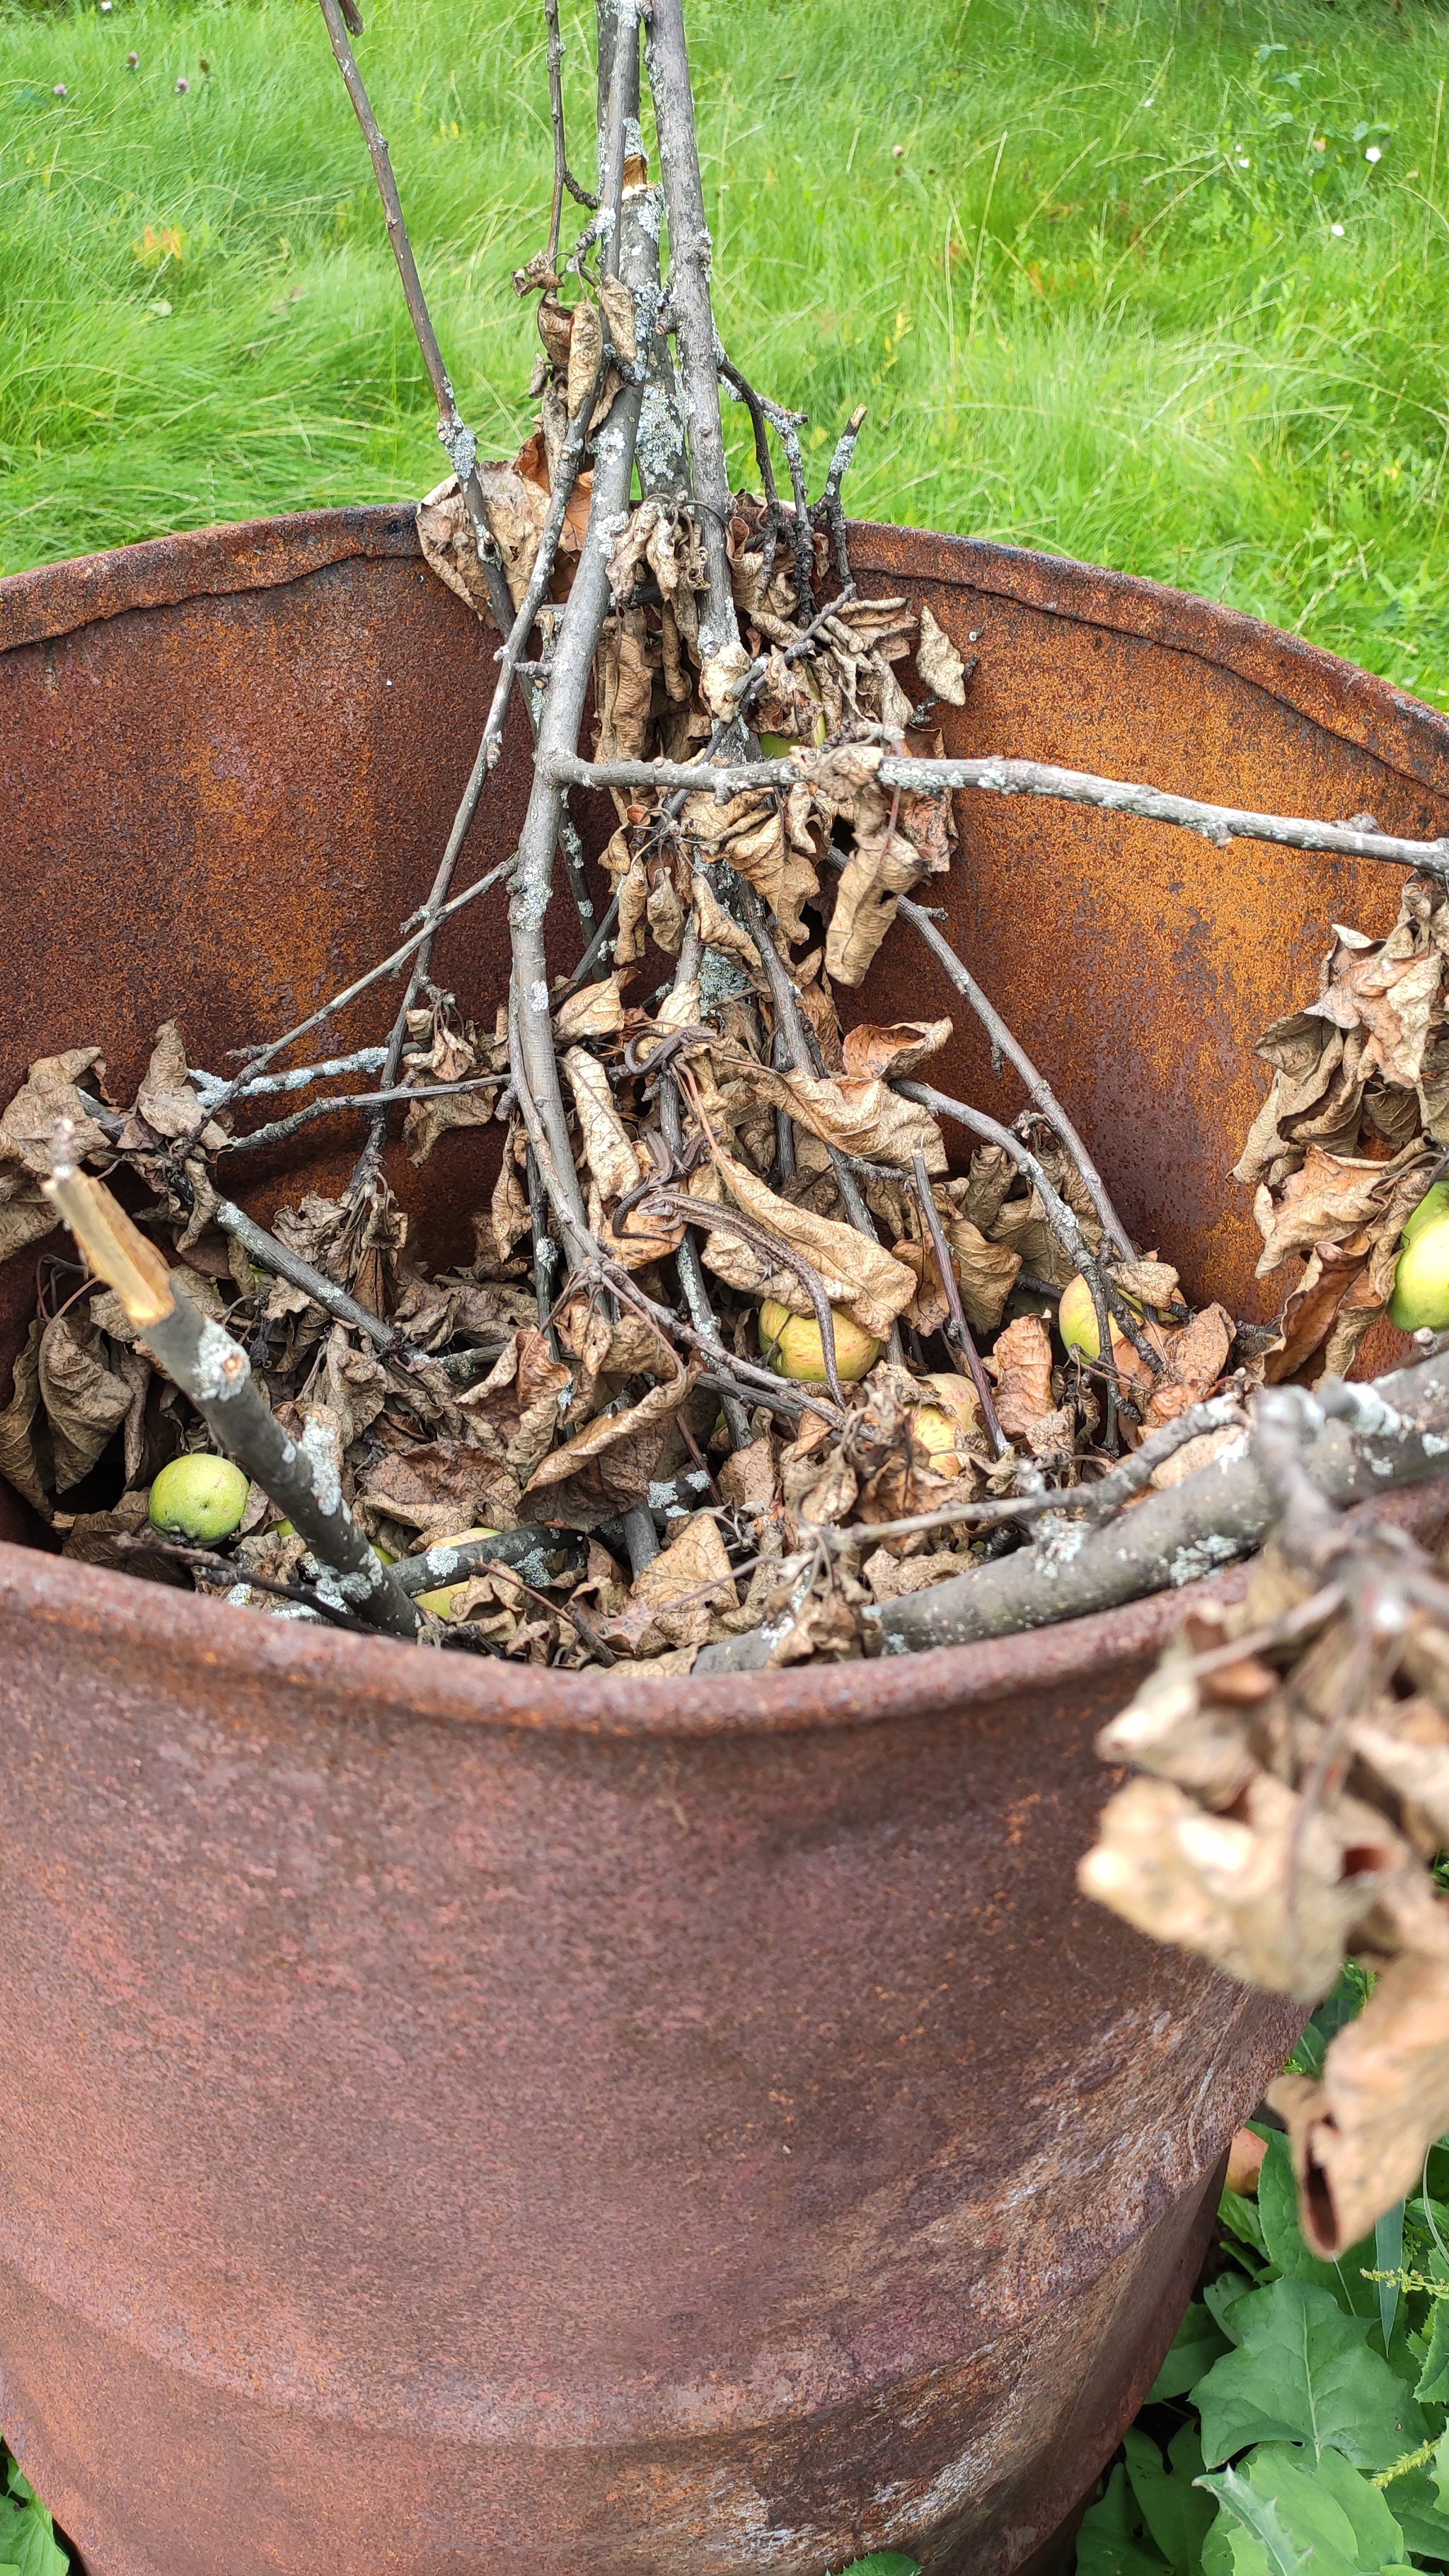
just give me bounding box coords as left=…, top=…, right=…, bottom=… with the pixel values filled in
left=1078, top=1769, right=1408, bottom=2003
left=914, top=603, right=969, bottom=707
left=357, top=1438, right=526, bottom=1549
left=841, top=1018, right=953, bottom=1080
left=986, top=1313, right=1056, bottom=1438
left=594, top=1512, right=734, bottom=1658
left=563, top=1046, right=640, bottom=1203
left=553, top=973, right=627, bottom=1044
left=1270, top=1926, right=1449, bottom=2256
left=524, top=1355, right=700, bottom=1529
left=688, top=1146, right=916, bottom=1340
left=0, top=1045, right=110, bottom=1263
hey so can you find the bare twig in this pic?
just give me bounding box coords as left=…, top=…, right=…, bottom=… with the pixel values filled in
left=315, top=0, right=502, bottom=573
left=214, top=1196, right=423, bottom=1361
left=642, top=0, right=737, bottom=658
left=118, top=1534, right=382, bottom=1634
left=896, top=1078, right=1160, bottom=1379
left=44, top=1154, right=420, bottom=1639
left=480, top=373, right=601, bottom=772
left=815, top=403, right=868, bottom=586
left=833, top=856, right=1135, bottom=1263
left=911, top=1152, right=1007, bottom=1455
left=547, top=749, right=1449, bottom=877
left=218, top=1078, right=502, bottom=1159
left=198, top=857, right=513, bottom=1124
left=717, top=354, right=814, bottom=617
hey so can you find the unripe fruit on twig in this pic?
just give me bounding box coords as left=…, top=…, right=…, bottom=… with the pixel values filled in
left=1402, top=1177, right=1449, bottom=1249
left=911, top=1373, right=981, bottom=1477
left=415, top=1528, right=498, bottom=1619
left=1389, top=1213, right=1449, bottom=1332
left=149, top=1455, right=249, bottom=1544
left=1058, top=1272, right=1137, bottom=1364
left=758, top=1298, right=880, bottom=1382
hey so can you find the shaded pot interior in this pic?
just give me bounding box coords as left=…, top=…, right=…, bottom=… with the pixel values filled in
left=0, top=509, right=1442, bottom=2573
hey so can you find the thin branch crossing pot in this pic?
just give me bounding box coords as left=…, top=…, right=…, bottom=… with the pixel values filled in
left=3, top=509, right=1447, bottom=2575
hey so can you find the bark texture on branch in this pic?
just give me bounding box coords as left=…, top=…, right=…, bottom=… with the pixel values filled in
left=548, top=750, right=1449, bottom=875
left=866, top=1353, right=1449, bottom=1655
left=643, top=0, right=737, bottom=657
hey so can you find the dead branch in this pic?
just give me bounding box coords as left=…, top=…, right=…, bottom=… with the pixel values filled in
left=642, top=0, right=737, bottom=659
left=315, top=0, right=503, bottom=578
left=847, top=860, right=1136, bottom=1262
left=897, top=1078, right=1154, bottom=1380
left=866, top=1351, right=1449, bottom=1656
left=547, top=749, right=1449, bottom=876
left=44, top=1154, right=420, bottom=1639
left=911, top=1150, right=1008, bottom=1454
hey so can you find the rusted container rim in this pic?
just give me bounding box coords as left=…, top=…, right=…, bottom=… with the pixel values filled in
left=1, top=1540, right=1249, bottom=1739
left=3, top=502, right=1441, bottom=791
left=3, top=505, right=1443, bottom=1741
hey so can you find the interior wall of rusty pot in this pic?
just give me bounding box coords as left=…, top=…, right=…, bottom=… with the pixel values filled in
left=0, top=507, right=1443, bottom=2576
left=4, top=503, right=1444, bottom=1448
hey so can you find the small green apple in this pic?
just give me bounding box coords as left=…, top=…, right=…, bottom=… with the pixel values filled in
left=149, top=1454, right=249, bottom=1544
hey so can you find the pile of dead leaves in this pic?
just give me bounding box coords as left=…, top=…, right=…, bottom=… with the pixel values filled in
left=1235, top=874, right=1449, bottom=1380
left=1080, top=1480, right=1449, bottom=2259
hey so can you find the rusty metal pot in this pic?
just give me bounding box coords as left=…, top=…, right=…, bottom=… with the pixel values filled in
left=0, top=508, right=1441, bottom=2576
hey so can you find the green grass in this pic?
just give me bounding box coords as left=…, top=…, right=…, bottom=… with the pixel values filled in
left=1, top=0, right=1447, bottom=702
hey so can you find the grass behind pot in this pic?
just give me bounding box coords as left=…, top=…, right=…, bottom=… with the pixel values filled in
left=2, top=0, right=1449, bottom=697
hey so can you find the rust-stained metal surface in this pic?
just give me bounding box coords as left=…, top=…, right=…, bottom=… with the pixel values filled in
left=1, top=507, right=1445, bottom=2574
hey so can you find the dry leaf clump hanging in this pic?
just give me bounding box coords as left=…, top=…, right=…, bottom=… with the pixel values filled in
left=1080, top=1385, right=1449, bottom=2259
left=1234, top=873, right=1449, bottom=1382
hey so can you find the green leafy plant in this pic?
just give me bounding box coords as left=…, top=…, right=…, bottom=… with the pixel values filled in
left=1076, top=1974, right=1449, bottom=2575
left=0, top=2449, right=69, bottom=2576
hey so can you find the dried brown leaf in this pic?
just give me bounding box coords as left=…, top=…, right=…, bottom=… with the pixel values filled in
left=0, top=1046, right=109, bottom=1179
left=988, top=1313, right=1056, bottom=1437
left=452, top=1326, right=573, bottom=1489
left=599, top=1512, right=735, bottom=1657
left=567, top=296, right=604, bottom=420
left=553, top=974, right=627, bottom=1044
left=689, top=1147, right=916, bottom=1339
left=0, top=1317, right=51, bottom=1515
left=1078, top=1769, right=1407, bottom=2001
left=523, top=1356, right=699, bottom=1529
left=841, top=1017, right=953, bottom=1080
left=357, top=1439, right=525, bottom=1547
left=596, top=272, right=637, bottom=369
left=1269, top=1934, right=1449, bottom=2253
left=38, top=1310, right=135, bottom=1494
left=914, top=603, right=968, bottom=706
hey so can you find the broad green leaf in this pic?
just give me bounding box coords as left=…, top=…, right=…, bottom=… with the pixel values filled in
left=1075, top=2464, right=1172, bottom=2576
left=1204, top=2272, right=1259, bottom=2347
left=1194, top=2467, right=1316, bottom=2575
left=1200, top=2514, right=1252, bottom=2576
left=1383, top=2462, right=1449, bottom=2568
left=1220, top=2190, right=1269, bottom=2259
left=1194, top=2280, right=1426, bottom=2471
left=1416, top=2293, right=1449, bottom=2405
left=1436, top=2419, right=1449, bottom=2513
left=0, top=2468, right=67, bottom=2576
left=1257, top=2135, right=1377, bottom=2323
left=1283, top=1966, right=1371, bottom=2079
left=1294, top=2443, right=1407, bottom=2568
left=1125, top=2423, right=1216, bottom=2571
left=1195, top=2444, right=1399, bottom=2576
left=1149, top=2303, right=1232, bottom=2402
left=835, top=2560, right=918, bottom=2575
